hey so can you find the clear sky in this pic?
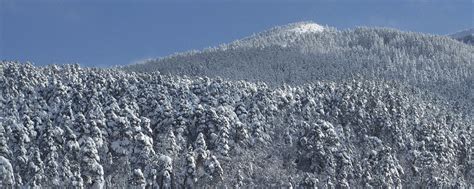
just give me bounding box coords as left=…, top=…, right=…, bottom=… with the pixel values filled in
left=1, top=0, right=473, bottom=67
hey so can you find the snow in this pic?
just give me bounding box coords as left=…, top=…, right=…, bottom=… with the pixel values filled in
left=0, top=156, right=14, bottom=186
left=287, top=23, right=325, bottom=34
left=448, top=28, right=474, bottom=39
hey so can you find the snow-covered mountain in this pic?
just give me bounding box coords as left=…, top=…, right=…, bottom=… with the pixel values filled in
left=124, top=22, right=474, bottom=115
left=224, top=21, right=329, bottom=49
left=449, top=28, right=474, bottom=45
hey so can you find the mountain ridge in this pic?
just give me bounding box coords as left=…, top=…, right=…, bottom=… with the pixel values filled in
left=129, top=22, right=471, bottom=67
left=124, top=22, right=473, bottom=115
left=448, top=28, right=474, bottom=45
left=129, top=21, right=330, bottom=66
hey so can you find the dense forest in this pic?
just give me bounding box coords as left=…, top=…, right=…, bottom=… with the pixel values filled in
left=0, top=61, right=472, bottom=188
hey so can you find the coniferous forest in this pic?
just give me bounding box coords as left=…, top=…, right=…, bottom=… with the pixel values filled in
left=0, top=22, right=473, bottom=188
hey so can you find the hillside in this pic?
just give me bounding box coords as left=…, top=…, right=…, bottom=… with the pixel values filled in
left=124, top=22, right=474, bottom=115
left=0, top=62, right=472, bottom=188
left=449, top=28, right=474, bottom=45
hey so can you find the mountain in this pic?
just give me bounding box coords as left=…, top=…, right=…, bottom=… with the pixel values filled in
left=449, top=28, right=474, bottom=45
left=124, top=22, right=474, bottom=115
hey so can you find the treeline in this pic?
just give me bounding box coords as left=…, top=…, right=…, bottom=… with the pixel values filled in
left=0, top=62, right=472, bottom=188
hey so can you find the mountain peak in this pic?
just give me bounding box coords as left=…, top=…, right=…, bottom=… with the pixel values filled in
left=228, top=21, right=327, bottom=49
left=285, top=22, right=325, bottom=34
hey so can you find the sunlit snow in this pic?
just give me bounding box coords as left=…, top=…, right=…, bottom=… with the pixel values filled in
left=287, top=23, right=325, bottom=34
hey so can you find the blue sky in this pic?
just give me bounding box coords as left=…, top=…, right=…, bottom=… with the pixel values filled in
left=1, top=0, right=472, bottom=67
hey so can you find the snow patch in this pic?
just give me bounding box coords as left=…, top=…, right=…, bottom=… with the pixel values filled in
left=287, top=23, right=325, bottom=34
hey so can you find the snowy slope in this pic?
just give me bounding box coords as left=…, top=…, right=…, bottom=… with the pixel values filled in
left=448, top=28, right=474, bottom=45
left=124, top=22, right=474, bottom=115
left=448, top=28, right=474, bottom=39
left=287, top=23, right=325, bottom=34
left=225, top=21, right=328, bottom=49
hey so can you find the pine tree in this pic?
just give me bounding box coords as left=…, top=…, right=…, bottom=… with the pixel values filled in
left=184, top=151, right=197, bottom=188
left=234, top=169, right=244, bottom=188
left=109, top=115, right=133, bottom=186
left=235, top=121, right=249, bottom=146
left=140, top=117, right=153, bottom=136
left=205, top=155, right=224, bottom=184
left=0, top=124, right=11, bottom=159
left=174, top=116, right=188, bottom=151
left=162, top=170, right=172, bottom=189
left=43, top=120, right=62, bottom=187
left=12, top=116, right=31, bottom=186
left=0, top=156, right=15, bottom=187
left=299, top=173, right=318, bottom=189
left=194, top=133, right=208, bottom=162
left=131, top=130, right=155, bottom=171
left=284, top=128, right=293, bottom=146
left=80, top=137, right=104, bottom=188
left=217, top=118, right=231, bottom=157
left=27, top=147, right=44, bottom=188
left=71, top=169, right=84, bottom=189
left=194, top=105, right=208, bottom=137
left=89, top=121, right=104, bottom=149
left=129, top=169, right=146, bottom=189
left=143, top=164, right=158, bottom=189
left=63, top=125, right=82, bottom=188
left=160, top=155, right=173, bottom=189
left=163, top=129, right=180, bottom=157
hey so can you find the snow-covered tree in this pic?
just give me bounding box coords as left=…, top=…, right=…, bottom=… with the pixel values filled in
left=42, top=119, right=62, bottom=187
left=160, top=155, right=173, bottom=189
left=27, top=147, right=44, bottom=188
left=131, top=129, right=155, bottom=171
left=162, top=129, right=180, bottom=157
left=0, top=156, right=15, bottom=187
left=235, top=121, right=249, bottom=146
left=129, top=169, right=146, bottom=189
left=217, top=118, right=231, bottom=157
left=194, top=133, right=208, bottom=162
left=204, top=155, right=224, bottom=184
left=0, top=124, right=11, bottom=159
left=80, top=137, right=104, bottom=188
left=184, top=152, right=197, bottom=188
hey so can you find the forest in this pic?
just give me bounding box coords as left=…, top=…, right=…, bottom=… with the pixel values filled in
left=0, top=61, right=472, bottom=188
